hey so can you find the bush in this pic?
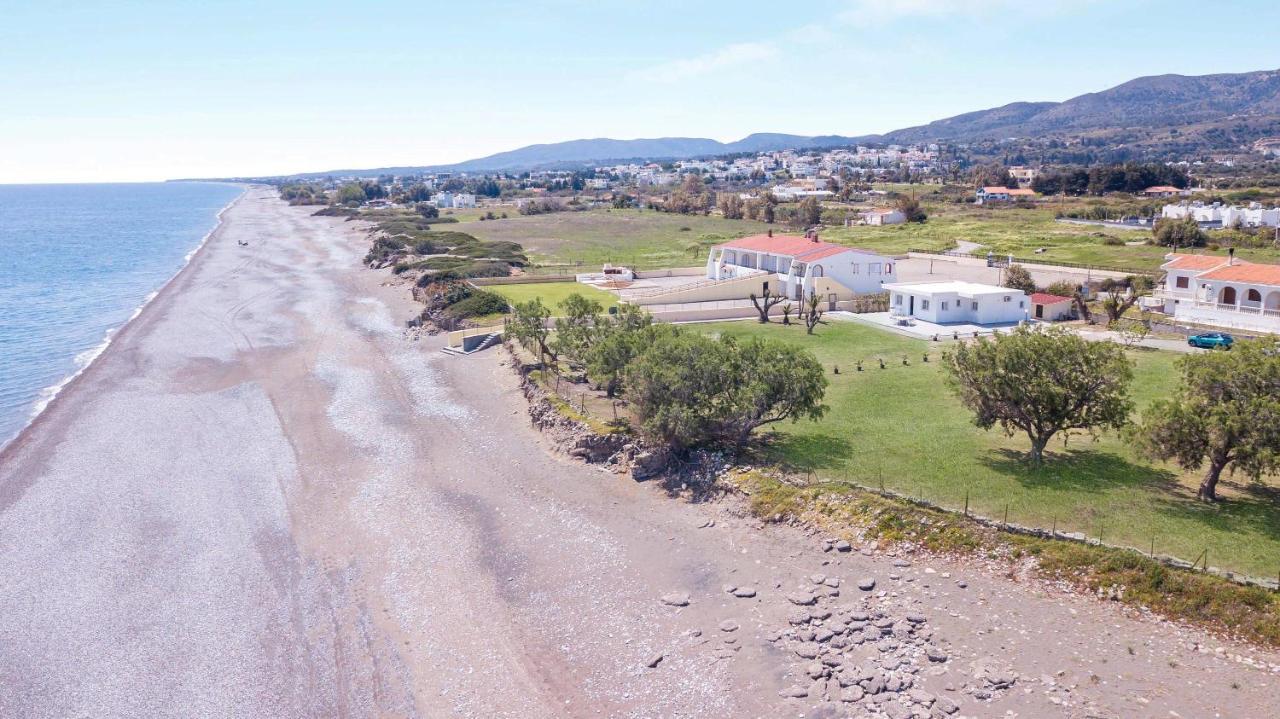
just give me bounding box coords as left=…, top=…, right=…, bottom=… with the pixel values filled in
left=444, top=290, right=509, bottom=318
left=1101, top=236, right=1124, bottom=246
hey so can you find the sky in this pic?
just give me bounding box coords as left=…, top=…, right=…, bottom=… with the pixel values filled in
left=1, top=0, right=1278, bottom=183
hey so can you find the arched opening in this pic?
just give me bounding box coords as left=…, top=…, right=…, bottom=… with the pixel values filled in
left=1219, top=286, right=1237, bottom=306
left=811, top=264, right=824, bottom=278
left=1265, top=291, right=1280, bottom=311
left=1243, top=288, right=1263, bottom=307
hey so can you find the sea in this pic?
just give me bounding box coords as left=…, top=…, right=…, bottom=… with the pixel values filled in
left=0, top=182, right=245, bottom=450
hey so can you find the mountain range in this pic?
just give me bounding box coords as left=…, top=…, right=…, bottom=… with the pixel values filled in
left=284, top=68, right=1280, bottom=179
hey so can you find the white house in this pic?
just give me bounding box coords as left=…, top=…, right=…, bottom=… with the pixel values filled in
left=883, top=281, right=1030, bottom=325
left=1029, top=292, right=1075, bottom=321
left=435, top=192, right=477, bottom=209
left=976, top=186, right=1036, bottom=204
left=1162, top=202, right=1280, bottom=228
left=1151, top=252, right=1280, bottom=332
left=705, top=231, right=896, bottom=302
left=860, top=208, right=906, bottom=226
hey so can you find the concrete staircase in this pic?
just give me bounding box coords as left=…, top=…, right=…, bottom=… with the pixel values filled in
left=442, top=330, right=503, bottom=355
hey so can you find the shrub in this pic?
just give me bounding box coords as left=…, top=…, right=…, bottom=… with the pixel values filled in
left=1101, top=236, right=1125, bottom=246
left=444, top=290, right=509, bottom=318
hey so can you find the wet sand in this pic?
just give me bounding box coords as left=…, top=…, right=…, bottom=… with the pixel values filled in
left=0, top=189, right=1275, bottom=718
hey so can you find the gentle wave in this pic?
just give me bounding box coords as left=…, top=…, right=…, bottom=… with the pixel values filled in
left=0, top=183, right=246, bottom=451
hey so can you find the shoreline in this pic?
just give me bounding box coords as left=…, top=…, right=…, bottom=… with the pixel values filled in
left=0, top=183, right=251, bottom=461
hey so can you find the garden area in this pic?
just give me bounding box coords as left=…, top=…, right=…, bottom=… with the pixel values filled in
left=695, top=319, right=1280, bottom=579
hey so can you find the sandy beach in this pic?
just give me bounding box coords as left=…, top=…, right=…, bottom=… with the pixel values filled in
left=0, top=188, right=1276, bottom=718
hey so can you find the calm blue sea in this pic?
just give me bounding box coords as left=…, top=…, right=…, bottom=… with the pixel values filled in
left=0, top=182, right=244, bottom=449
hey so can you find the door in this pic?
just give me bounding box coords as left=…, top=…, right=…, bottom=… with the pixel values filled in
left=828, top=293, right=837, bottom=311
left=908, top=295, right=914, bottom=315
left=1035, top=304, right=1043, bottom=319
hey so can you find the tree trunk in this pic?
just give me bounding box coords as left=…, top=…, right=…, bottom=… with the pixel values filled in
left=1198, top=460, right=1225, bottom=502
left=1027, top=434, right=1050, bottom=465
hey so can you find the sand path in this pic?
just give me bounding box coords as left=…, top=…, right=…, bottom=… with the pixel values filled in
left=0, top=189, right=1275, bottom=718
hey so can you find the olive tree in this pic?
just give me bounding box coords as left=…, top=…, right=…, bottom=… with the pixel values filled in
left=624, top=332, right=827, bottom=451
left=552, top=293, right=603, bottom=366
left=1133, top=340, right=1280, bottom=502
left=943, top=325, right=1133, bottom=464
left=1003, top=264, right=1036, bottom=294
left=508, top=298, right=555, bottom=364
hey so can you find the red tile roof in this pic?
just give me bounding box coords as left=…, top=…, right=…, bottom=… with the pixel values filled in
left=1198, top=263, right=1280, bottom=287
left=1162, top=253, right=1232, bottom=271
left=1030, top=292, right=1073, bottom=305
left=1144, top=185, right=1181, bottom=193
left=718, top=234, right=881, bottom=261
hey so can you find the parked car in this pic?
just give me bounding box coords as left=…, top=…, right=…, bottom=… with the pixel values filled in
left=1187, top=332, right=1234, bottom=350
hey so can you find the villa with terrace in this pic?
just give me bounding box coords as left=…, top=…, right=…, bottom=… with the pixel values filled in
left=701, top=231, right=896, bottom=303
left=1149, top=252, right=1280, bottom=333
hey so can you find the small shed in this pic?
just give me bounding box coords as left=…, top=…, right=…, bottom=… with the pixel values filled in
left=1029, top=292, right=1074, bottom=321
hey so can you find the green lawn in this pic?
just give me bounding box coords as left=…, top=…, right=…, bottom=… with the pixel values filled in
left=459, top=208, right=768, bottom=270
left=486, top=281, right=619, bottom=310
left=695, top=319, right=1280, bottom=578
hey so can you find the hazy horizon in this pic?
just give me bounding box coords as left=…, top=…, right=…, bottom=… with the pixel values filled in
left=3, top=0, right=1278, bottom=183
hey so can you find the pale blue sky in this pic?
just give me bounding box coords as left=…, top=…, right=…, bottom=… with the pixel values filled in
left=1, top=0, right=1277, bottom=183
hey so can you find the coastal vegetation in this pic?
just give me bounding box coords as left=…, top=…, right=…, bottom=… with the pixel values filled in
left=507, top=296, right=829, bottom=453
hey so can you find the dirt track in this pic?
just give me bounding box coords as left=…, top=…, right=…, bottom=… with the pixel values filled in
left=0, top=189, right=1275, bottom=718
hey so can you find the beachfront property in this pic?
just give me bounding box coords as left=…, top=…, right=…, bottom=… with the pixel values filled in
left=883, top=281, right=1030, bottom=325
left=703, top=231, right=896, bottom=300
left=975, top=186, right=1036, bottom=204
left=1142, top=185, right=1192, bottom=198
left=1149, top=252, right=1280, bottom=333
left=1161, top=201, right=1280, bottom=228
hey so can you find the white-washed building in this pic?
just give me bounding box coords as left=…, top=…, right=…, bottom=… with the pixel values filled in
left=883, top=281, right=1029, bottom=325
left=705, top=231, right=896, bottom=302
left=1150, top=252, right=1280, bottom=332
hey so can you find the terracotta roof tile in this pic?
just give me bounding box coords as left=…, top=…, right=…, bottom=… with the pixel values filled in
left=1198, top=263, right=1280, bottom=287
left=1029, top=292, right=1073, bottom=305
left=1162, top=254, right=1232, bottom=271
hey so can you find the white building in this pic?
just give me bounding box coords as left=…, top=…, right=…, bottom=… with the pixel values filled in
left=1162, top=202, right=1280, bottom=228
left=883, top=281, right=1030, bottom=325
left=860, top=208, right=906, bottom=226
left=976, top=186, right=1036, bottom=204
left=705, top=231, right=897, bottom=302
left=1150, top=252, right=1280, bottom=332
left=435, top=192, right=477, bottom=209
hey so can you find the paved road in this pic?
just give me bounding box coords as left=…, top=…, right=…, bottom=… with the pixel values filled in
left=0, top=190, right=1275, bottom=718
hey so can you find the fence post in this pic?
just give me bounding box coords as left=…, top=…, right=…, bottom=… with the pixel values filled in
left=1003, top=504, right=1009, bottom=525
left=1150, top=536, right=1156, bottom=558
left=1051, top=516, right=1056, bottom=537
left=963, top=490, right=969, bottom=517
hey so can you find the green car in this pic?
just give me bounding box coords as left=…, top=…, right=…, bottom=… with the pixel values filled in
left=1187, top=332, right=1234, bottom=350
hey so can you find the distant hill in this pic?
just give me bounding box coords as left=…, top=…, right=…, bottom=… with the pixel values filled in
left=880, top=68, right=1280, bottom=146
left=271, top=68, right=1280, bottom=180
left=287, top=133, right=866, bottom=179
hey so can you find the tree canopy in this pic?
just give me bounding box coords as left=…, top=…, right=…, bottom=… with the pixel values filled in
left=944, top=325, right=1133, bottom=464
left=1133, top=340, right=1280, bottom=502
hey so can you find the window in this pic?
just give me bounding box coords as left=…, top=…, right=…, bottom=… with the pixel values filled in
left=1019, top=301, right=1025, bottom=308
left=868, top=262, right=882, bottom=275
left=921, top=299, right=930, bottom=310
left=811, top=264, right=824, bottom=278
left=885, top=263, right=893, bottom=274
left=1003, top=296, right=1011, bottom=302
left=941, top=301, right=948, bottom=311
left=778, top=259, right=791, bottom=274
left=850, top=263, right=860, bottom=274
left=893, top=294, right=902, bottom=306
left=971, top=301, right=979, bottom=311
left=1175, top=276, right=1189, bottom=289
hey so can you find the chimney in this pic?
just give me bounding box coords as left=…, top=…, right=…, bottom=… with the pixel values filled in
left=767, top=229, right=773, bottom=237
left=811, top=232, right=819, bottom=243
left=1229, top=247, right=1235, bottom=265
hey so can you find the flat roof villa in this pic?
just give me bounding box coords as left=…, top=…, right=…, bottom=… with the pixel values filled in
left=883, top=281, right=1030, bottom=326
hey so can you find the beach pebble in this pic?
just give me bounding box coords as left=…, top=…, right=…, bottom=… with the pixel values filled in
left=732, top=586, right=757, bottom=598
left=858, top=577, right=876, bottom=591
left=660, top=592, right=690, bottom=607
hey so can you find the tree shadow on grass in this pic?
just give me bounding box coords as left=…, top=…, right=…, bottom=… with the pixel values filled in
left=743, top=432, right=855, bottom=475
left=1150, top=477, right=1280, bottom=549
left=979, top=447, right=1180, bottom=495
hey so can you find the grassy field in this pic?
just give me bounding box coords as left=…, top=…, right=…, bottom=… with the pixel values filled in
left=485, top=281, right=619, bottom=310
left=694, top=319, right=1280, bottom=578
left=458, top=208, right=769, bottom=269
